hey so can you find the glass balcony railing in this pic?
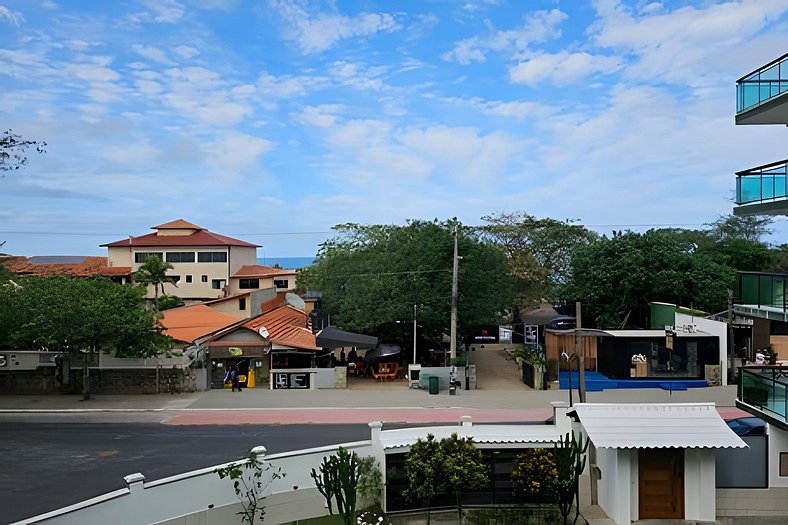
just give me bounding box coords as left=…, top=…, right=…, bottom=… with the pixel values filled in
left=735, top=160, right=788, bottom=205
left=735, top=271, right=788, bottom=311
left=737, top=53, right=788, bottom=113
left=738, top=367, right=788, bottom=423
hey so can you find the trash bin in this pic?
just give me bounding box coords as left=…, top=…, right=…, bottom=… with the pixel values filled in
left=429, top=375, right=439, bottom=395
left=449, top=384, right=456, bottom=395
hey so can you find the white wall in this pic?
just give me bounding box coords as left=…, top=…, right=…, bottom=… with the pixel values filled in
left=596, top=448, right=634, bottom=525
left=685, top=449, right=716, bottom=521
left=768, top=424, right=788, bottom=488
left=675, top=313, right=727, bottom=385
left=315, top=368, right=336, bottom=389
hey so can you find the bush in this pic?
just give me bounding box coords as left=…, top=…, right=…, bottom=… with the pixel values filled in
left=511, top=449, right=558, bottom=503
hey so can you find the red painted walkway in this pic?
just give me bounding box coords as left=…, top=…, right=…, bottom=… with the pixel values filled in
left=164, top=407, right=555, bottom=426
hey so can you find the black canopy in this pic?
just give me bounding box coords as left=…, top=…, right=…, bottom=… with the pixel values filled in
left=316, top=325, right=378, bottom=349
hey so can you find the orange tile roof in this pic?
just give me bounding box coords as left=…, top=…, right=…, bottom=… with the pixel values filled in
left=161, top=304, right=238, bottom=343
left=2, top=256, right=131, bottom=278
left=233, top=265, right=296, bottom=278
left=101, top=229, right=260, bottom=248
left=243, top=306, right=319, bottom=351
left=152, top=219, right=203, bottom=230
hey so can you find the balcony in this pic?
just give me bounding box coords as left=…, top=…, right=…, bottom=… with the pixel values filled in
left=737, top=366, right=788, bottom=429
left=734, top=159, right=788, bottom=216
left=736, top=52, right=788, bottom=125
left=734, top=271, right=788, bottom=321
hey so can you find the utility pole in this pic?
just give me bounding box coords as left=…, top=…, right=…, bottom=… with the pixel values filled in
left=575, top=301, right=586, bottom=403
left=450, top=223, right=459, bottom=362
left=413, top=304, right=418, bottom=365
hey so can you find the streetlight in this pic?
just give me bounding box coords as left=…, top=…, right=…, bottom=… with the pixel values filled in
left=561, top=351, right=579, bottom=407
left=397, top=305, right=419, bottom=365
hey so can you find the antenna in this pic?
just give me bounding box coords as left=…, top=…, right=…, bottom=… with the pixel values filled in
left=258, top=326, right=269, bottom=338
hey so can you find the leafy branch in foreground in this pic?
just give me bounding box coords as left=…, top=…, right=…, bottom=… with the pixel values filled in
left=1, top=129, right=46, bottom=173
left=216, top=448, right=285, bottom=524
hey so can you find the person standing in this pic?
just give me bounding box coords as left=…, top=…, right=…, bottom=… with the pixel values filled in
left=231, top=365, right=242, bottom=392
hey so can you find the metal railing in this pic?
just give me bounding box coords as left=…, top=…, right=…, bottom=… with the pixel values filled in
left=735, top=272, right=788, bottom=312
left=737, top=52, right=788, bottom=113
left=735, top=159, right=788, bottom=205
left=738, top=367, right=788, bottom=421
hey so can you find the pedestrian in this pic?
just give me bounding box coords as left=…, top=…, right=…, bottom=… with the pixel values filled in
left=231, top=366, right=242, bottom=392
left=340, top=349, right=346, bottom=364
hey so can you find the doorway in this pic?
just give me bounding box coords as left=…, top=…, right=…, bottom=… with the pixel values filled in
left=638, top=448, right=684, bottom=519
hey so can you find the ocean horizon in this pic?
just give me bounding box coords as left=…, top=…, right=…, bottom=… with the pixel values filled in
left=256, top=256, right=315, bottom=270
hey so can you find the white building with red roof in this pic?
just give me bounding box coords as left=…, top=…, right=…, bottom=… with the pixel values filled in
left=102, top=219, right=261, bottom=301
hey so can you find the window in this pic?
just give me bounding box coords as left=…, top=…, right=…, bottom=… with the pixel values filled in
left=166, top=252, right=195, bottom=263
left=198, top=251, right=227, bottom=263
left=239, top=298, right=246, bottom=311
left=239, top=278, right=260, bottom=289
left=274, top=279, right=289, bottom=289
left=201, top=275, right=208, bottom=283
left=211, top=279, right=226, bottom=290
left=185, top=275, right=192, bottom=283
left=134, top=252, right=163, bottom=264
left=781, top=453, right=788, bottom=477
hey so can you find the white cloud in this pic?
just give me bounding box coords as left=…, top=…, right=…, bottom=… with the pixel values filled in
left=0, top=5, right=24, bottom=25
left=294, top=104, right=345, bottom=128
left=133, top=0, right=186, bottom=23
left=269, top=0, right=401, bottom=53
left=257, top=71, right=327, bottom=99
left=328, top=61, right=386, bottom=91
left=590, top=0, right=788, bottom=86
left=443, top=9, right=567, bottom=64
left=131, top=44, right=175, bottom=65
left=159, top=66, right=254, bottom=125
left=171, top=45, right=199, bottom=60
left=102, top=139, right=161, bottom=164
left=207, top=132, right=271, bottom=174
left=509, top=51, right=622, bottom=86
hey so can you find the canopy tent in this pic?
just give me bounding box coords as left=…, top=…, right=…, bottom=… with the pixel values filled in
left=316, top=325, right=378, bottom=349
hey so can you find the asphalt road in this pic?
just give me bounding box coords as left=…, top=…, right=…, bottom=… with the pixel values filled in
left=0, top=422, right=369, bottom=524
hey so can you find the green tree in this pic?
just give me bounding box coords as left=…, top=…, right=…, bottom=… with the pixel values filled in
left=133, top=255, right=177, bottom=312
left=438, top=433, right=489, bottom=521
left=562, top=229, right=735, bottom=328
left=481, top=211, right=597, bottom=308
left=158, top=293, right=184, bottom=311
left=0, top=129, right=46, bottom=173
left=0, top=275, right=168, bottom=357
left=298, top=220, right=514, bottom=347
left=511, top=448, right=558, bottom=502
left=403, top=434, right=442, bottom=524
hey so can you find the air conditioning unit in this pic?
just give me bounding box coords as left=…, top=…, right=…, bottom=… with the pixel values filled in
left=705, top=364, right=722, bottom=386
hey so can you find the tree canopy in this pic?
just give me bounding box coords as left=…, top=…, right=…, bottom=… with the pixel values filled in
left=0, top=129, right=46, bottom=173
left=297, top=220, right=514, bottom=345
left=481, top=211, right=597, bottom=308
left=133, top=255, right=177, bottom=311
left=0, top=274, right=169, bottom=357
left=561, top=229, right=736, bottom=328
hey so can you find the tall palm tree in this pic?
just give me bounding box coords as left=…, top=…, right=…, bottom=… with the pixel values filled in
left=133, top=255, right=177, bottom=312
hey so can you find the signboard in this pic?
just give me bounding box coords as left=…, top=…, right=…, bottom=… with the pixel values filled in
left=273, top=372, right=311, bottom=389
left=470, top=325, right=500, bottom=344
left=665, top=329, right=676, bottom=350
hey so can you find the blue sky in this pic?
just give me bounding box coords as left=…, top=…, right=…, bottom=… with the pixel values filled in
left=1, top=0, right=788, bottom=257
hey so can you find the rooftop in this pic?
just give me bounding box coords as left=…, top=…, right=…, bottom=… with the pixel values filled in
left=101, top=220, right=260, bottom=248
left=232, top=265, right=296, bottom=278
left=2, top=255, right=131, bottom=278
left=160, top=304, right=238, bottom=343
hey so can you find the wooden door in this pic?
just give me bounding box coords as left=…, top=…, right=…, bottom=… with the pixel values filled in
left=638, top=448, right=684, bottom=519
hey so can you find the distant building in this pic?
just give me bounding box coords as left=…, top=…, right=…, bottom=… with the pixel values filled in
left=102, top=219, right=261, bottom=301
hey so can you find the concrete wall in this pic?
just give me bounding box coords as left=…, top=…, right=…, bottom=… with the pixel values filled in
left=768, top=424, right=788, bottom=488
left=0, top=367, right=196, bottom=395
left=315, top=368, right=336, bottom=389
left=19, top=441, right=375, bottom=525
left=596, top=448, right=635, bottom=525
left=685, top=448, right=716, bottom=522
left=675, top=313, right=728, bottom=385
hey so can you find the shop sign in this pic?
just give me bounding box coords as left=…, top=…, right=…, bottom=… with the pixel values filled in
left=273, top=372, right=310, bottom=389
left=228, top=347, right=243, bottom=356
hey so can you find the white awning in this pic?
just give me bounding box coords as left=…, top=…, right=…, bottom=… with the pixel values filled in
left=379, top=424, right=560, bottom=450
left=568, top=403, right=748, bottom=449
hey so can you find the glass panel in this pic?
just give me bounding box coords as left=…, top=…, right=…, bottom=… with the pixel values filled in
left=738, top=176, right=762, bottom=203
left=759, top=275, right=772, bottom=307
left=763, top=175, right=776, bottom=199
left=742, top=83, right=760, bottom=110
left=740, top=273, right=760, bottom=304
left=762, top=64, right=780, bottom=81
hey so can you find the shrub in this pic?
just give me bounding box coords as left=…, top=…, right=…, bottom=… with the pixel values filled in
left=511, top=448, right=558, bottom=503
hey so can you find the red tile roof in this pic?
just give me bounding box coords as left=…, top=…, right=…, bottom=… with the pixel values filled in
left=153, top=219, right=203, bottom=230
left=233, top=265, right=296, bottom=278
left=2, top=256, right=132, bottom=278
left=243, top=306, right=318, bottom=351
left=101, top=229, right=260, bottom=248
left=161, top=304, right=238, bottom=343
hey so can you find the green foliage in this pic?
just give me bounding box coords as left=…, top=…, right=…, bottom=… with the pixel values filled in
left=481, top=212, right=597, bottom=308
left=310, top=447, right=362, bottom=525
left=133, top=255, right=177, bottom=311
left=216, top=449, right=285, bottom=525
left=158, top=293, right=184, bottom=311
left=403, top=433, right=489, bottom=523
left=552, top=432, right=589, bottom=525
left=513, top=345, right=546, bottom=368
left=299, top=220, right=514, bottom=345
left=452, top=355, right=468, bottom=367
left=357, top=456, right=383, bottom=511
left=562, top=229, right=735, bottom=328
left=464, top=505, right=563, bottom=524
left=0, top=129, right=46, bottom=173
left=0, top=275, right=169, bottom=357
left=511, top=449, right=558, bottom=502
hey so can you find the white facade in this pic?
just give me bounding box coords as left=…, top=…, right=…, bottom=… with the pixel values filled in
left=675, top=312, right=728, bottom=386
